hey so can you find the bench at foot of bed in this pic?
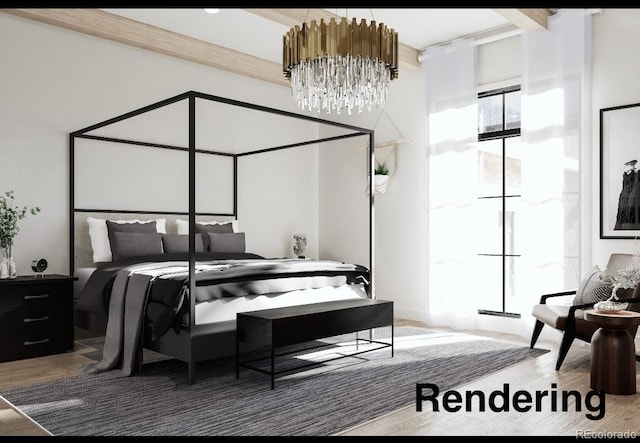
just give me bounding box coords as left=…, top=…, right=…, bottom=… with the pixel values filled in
left=235, top=298, right=394, bottom=389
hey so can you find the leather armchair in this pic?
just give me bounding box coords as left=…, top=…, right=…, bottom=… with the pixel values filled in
left=529, top=254, right=640, bottom=370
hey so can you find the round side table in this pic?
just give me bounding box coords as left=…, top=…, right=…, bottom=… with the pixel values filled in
left=583, top=309, right=640, bottom=395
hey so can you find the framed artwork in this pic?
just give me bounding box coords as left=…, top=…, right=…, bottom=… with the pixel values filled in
left=600, top=103, right=640, bottom=239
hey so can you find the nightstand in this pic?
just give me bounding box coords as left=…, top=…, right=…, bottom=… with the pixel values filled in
left=0, top=274, right=77, bottom=362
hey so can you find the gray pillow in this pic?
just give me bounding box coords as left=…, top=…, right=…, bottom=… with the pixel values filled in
left=111, top=232, right=163, bottom=260
left=573, top=266, right=613, bottom=306
left=106, top=220, right=158, bottom=261
left=207, top=232, right=246, bottom=253
left=162, top=234, right=204, bottom=253
left=195, top=222, right=234, bottom=251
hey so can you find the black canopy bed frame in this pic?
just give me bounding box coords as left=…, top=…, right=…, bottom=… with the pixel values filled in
left=69, top=90, right=377, bottom=384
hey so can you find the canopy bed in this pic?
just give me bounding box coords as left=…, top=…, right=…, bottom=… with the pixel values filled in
left=69, top=91, right=377, bottom=383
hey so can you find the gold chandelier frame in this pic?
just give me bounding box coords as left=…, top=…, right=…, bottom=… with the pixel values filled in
left=282, top=17, right=399, bottom=81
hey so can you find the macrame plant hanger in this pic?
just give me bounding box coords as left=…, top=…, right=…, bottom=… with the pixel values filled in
left=364, top=109, right=413, bottom=195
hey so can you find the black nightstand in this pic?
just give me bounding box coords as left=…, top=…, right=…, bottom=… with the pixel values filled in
left=0, top=274, right=77, bottom=362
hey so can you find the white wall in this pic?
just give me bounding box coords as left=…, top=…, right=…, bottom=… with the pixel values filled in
left=0, top=11, right=430, bottom=324
left=591, top=9, right=640, bottom=264
left=318, top=66, right=429, bottom=321
left=238, top=145, right=320, bottom=259
left=0, top=13, right=322, bottom=273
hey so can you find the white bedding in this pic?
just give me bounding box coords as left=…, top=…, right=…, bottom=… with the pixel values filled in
left=190, top=283, right=368, bottom=325
left=74, top=265, right=369, bottom=327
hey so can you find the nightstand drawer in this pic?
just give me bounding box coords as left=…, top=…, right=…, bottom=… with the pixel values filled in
left=9, top=285, right=57, bottom=315
left=0, top=309, right=50, bottom=335
left=0, top=289, right=53, bottom=334
left=23, top=315, right=51, bottom=338
left=24, top=292, right=52, bottom=318
left=0, top=332, right=51, bottom=362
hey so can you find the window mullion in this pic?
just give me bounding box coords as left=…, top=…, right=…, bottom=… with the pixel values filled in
left=477, top=86, right=521, bottom=319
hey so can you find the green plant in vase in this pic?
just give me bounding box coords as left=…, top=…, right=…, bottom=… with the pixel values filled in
left=0, top=191, right=40, bottom=278
left=374, top=161, right=389, bottom=176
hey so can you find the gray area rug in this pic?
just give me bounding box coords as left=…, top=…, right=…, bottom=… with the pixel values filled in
left=1, top=327, right=548, bottom=436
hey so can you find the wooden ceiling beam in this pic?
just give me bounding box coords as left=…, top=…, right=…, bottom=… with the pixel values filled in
left=245, top=8, right=421, bottom=70
left=493, top=8, right=554, bottom=31
left=0, top=8, right=289, bottom=87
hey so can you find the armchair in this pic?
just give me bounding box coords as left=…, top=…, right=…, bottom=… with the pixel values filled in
left=529, top=253, right=640, bottom=370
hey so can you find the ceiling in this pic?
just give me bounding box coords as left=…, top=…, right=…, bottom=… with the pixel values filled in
left=101, top=8, right=519, bottom=64
left=1, top=8, right=554, bottom=86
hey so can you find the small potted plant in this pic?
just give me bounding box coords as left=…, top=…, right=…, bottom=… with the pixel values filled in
left=373, top=161, right=390, bottom=194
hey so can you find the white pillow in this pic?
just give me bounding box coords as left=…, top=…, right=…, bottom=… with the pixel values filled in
left=87, top=217, right=167, bottom=263
left=175, top=218, right=238, bottom=234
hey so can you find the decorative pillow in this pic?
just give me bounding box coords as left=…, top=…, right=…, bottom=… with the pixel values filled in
left=194, top=223, right=234, bottom=251
left=176, top=219, right=239, bottom=234
left=207, top=232, right=246, bottom=253
left=573, top=266, right=614, bottom=306
left=162, top=234, right=205, bottom=253
left=106, top=220, right=159, bottom=261
left=87, top=217, right=166, bottom=263
left=111, top=232, right=163, bottom=260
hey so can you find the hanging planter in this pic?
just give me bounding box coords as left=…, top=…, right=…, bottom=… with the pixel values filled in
left=359, top=110, right=414, bottom=196
left=374, top=174, right=390, bottom=194
left=373, top=161, right=390, bottom=194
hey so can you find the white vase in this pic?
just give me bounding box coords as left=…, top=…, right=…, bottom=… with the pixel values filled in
left=0, top=259, right=8, bottom=279
left=374, top=174, right=389, bottom=194
left=0, top=247, right=15, bottom=279
left=8, top=257, right=16, bottom=278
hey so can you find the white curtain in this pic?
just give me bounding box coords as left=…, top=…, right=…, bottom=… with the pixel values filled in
left=516, top=9, right=592, bottom=337
left=424, top=39, right=480, bottom=329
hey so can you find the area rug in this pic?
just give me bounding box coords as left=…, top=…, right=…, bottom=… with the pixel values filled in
left=0, top=327, right=548, bottom=436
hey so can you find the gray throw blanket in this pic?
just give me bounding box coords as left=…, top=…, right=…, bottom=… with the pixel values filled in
left=79, top=262, right=191, bottom=377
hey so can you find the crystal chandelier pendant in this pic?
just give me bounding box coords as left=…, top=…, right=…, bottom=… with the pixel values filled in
left=290, top=55, right=392, bottom=115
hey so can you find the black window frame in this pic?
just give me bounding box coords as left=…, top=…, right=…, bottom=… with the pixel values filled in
left=477, top=85, right=522, bottom=319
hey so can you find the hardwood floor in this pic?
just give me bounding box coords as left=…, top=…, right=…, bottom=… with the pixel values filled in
left=0, top=330, right=103, bottom=436
left=1, top=321, right=639, bottom=437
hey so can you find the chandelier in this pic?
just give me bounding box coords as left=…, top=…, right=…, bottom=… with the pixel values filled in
left=283, top=16, right=399, bottom=115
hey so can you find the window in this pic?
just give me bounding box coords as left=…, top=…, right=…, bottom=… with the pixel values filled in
left=476, top=86, right=522, bottom=318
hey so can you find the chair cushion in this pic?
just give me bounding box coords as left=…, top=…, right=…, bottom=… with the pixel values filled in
left=532, top=304, right=601, bottom=338
left=532, top=304, right=570, bottom=330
